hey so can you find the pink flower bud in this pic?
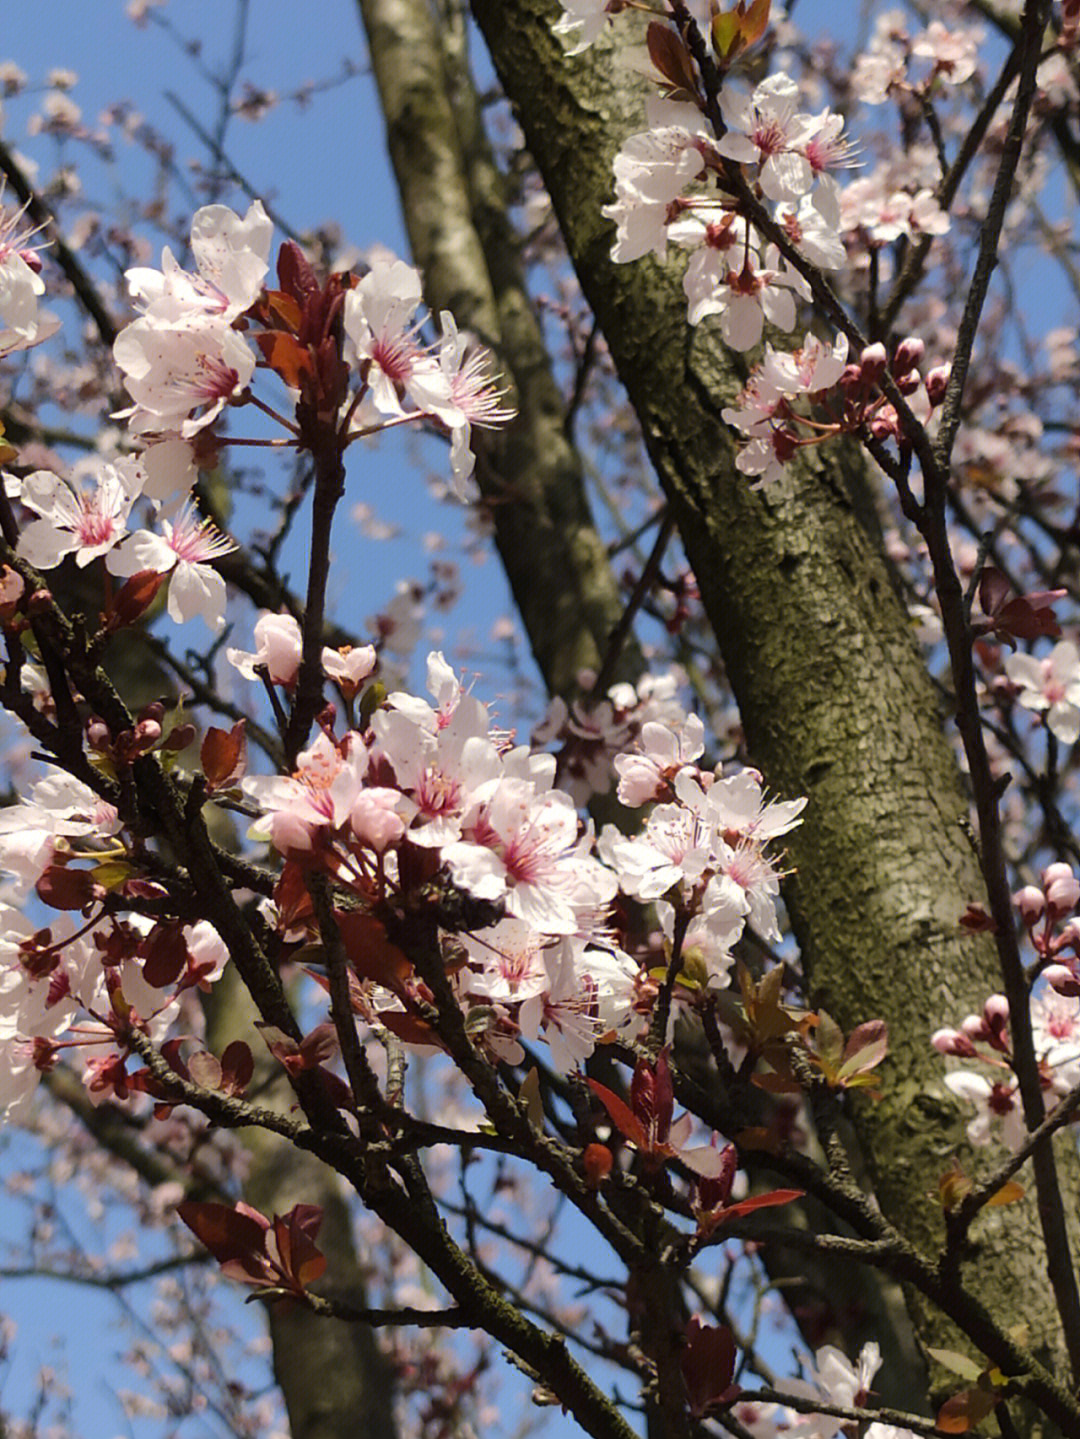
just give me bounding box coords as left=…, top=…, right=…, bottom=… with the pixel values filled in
left=892, top=336, right=925, bottom=374
left=1043, top=863, right=1080, bottom=918
left=1045, top=964, right=1080, bottom=996
left=349, top=789, right=406, bottom=852
left=1014, top=885, right=1046, bottom=924
left=932, top=1027, right=977, bottom=1057
left=895, top=371, right=921, bottom=395
left=85, top=717, right=111, bottom=751
left=961, top=1014, right=988, bottom=1041
left=983, top=994, right=1010, bottom=1032
left=859, top=343, right=888, bottom=381
left=925, top=364, right=951, bottom=406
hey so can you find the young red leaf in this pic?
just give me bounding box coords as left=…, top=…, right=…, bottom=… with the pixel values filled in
left=36, top=865, right=102, bottom=913
left=201, top=720, right=248, bottom=791
left=220, top=1040, right=254, bottom=1096
left=142, top=919, right=189, bottom=989
left=178, top=1200, right=269, bottom=1267
left=680, top=1317, right=736, bottom=1418
left=587, top=1078, right=649, bottom=1151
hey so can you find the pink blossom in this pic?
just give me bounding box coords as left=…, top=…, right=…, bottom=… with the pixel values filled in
left=1005, top=639, right=1080, bottom=744
left=113, top=316, right=256, bottom=437
left=107, top=501, right=237, bottom=630
left=9, top=464, right=137, bottom=569
left=227, top=612, right=303, bottom=686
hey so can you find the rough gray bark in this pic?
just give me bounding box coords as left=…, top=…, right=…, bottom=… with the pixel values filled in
left=465, top=1, right=1080, bottom=1428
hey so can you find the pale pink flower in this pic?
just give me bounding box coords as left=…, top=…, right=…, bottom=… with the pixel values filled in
left=553, top=0, right=618, bottom=55
left=911, top=22, right=981, bottom=85
left=342, top=256, right=428, bottom=417
left=1005, top=640, right=1080, bottom=745
left=944, top=1070, right=1026, bottom=1150
left=244, top=732, right=369, bottom=855
left=782, top=1342, right=883, bottom=1438
left=603, top=127, right=708, bottom=262
left=227, top=612, right=303, bottom=686
left=718, top=75, right=818, bottom=203
left=107, top=501, right=237, bottom=630
left=113, top=316, right=256, bottom=436
left=0, top=197, right=59, bottom=357
left=9, top=465, right=136, bottom=569
left=125, top=200, right=272, bottom=323
left=404, top=314, right=513, bottom=497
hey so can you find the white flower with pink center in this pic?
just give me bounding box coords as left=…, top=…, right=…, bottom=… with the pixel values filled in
left=404, top=314, right=513, bottom=497
left=125, top=200, right=272, bottom=324
left=373, top=690, right=501, bottom=849
left=113, top=315, right=256, bottom=436
left=718, top=75, right=819, bottom=203
left=599, top=804, right=710, bottom=903
left=342, top=255, right=429, bottom=418
left=614, top=713, right=706, bottom=807
left=603, top=127, right=709, bottom=263
left=782, top=1343, right=884, bottom=1439
left=447, top=780, right=614, bottom=935
left=462, top=918, right=551, bottom=1005
left=682, top=241, right=807, bottom=350
left=9, top=465, right=137, bottom=570
left=0, top=198, right=59, bottom=358
left=1031, top=990, right=1080, bottom=1095
left=1005, top=639, right=1080, bottom=745
left=107, top=501, right=237, bottom=630
left=944, top=1070, right=1027, bottom=1151
left=244, top=732, right=369, bottom=856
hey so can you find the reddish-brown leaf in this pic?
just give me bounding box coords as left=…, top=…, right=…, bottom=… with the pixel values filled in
left=36, top=865, right=101, bottom=912
left=103, top=568, right=168, bottom=630
left=256, top=330, right=314, bottom=389
left=587, top=1078, right=649, bottom=1151
left=680, top=1317, right=736, bottom=1417
left=201, top=720, right=248, bottom=791
left=142, top=919, right=189, bottom=989
left=334, top=909, right=413, bottom=995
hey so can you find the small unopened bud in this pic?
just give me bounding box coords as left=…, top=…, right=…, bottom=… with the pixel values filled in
left=932, top=1027, right=977, bottom=1057
left=983, top=994, right=1010, bottom=1031
left=1014, top=885, right=1046, bottom=924
left=892, top=336, right=925, bottom=374
left=1043, top=862, right=1080, bottom=919
left=85, top=717, right=111, bottom=751
left=925, top=364, right=951, bottom=406
left=961, top=1014, right=988, bottom=1041
left=1045, top=964, right=1080, bottom=996
left=839, top=363, right=864, bottom=395
left=859, top=342, right=888, bottom=381
left=26, top=588, right=53, bottom=615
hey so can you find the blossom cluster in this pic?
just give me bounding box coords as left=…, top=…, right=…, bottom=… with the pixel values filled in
left=0, top=630, right=806, bottom=1115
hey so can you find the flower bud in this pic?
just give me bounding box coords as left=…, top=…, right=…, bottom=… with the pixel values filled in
left=1013, top=885, right=1046, bottom=924
left=892, top=336, right=925, bottom=374
left=983, top=994, right=1010, bottom=1032
left=932, top=1027, right=976, bottom=1057
left=1043, top=863, right=1080, bottom=918
left=960, top=1014, right=988, bottom=1041
left=925, top=364, right=951, bottom=406
left=1045, top=964, right=1080, bottom=996
left=859, top=342, right=888, bottom=380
